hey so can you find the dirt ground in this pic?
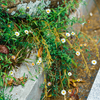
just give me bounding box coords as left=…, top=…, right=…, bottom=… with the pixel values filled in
left=47, top=1, right=100, bottom=100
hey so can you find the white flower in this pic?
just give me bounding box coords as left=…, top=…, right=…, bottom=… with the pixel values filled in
left=68, top=72, right=72, bottom=76
left=90, top=12, right=93, bottom=16
left=36, top=61, right=40, bottom=65
left=91, top=60, right=97, bottom=65
left=15, top=32, right=20, bottom=36
left=76, top=51, right=80, bottom=56
left=9, top=70, right=15, bottom=77
left=66, top=33, right=70, bottom=37
left=46, top=9, right=51, bottom=14
left=61, top=38, right=66, bottom=43
left=68, top=90, right=72, bottom=94
left=36, top=57, right=42, bottom=65
left=71, top=32, right=75, bottom=35
left=77, top=79, right=82, bottom=82
left=47, top=82, right=52, bottom=86
left=24, top=30, right=29, bottom=34
left=38, top=57, right=42, bottom=63
left=61, top=90, right=66, bottom=95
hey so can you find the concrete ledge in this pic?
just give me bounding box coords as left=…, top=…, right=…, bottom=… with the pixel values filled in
left=87, top=68, right=100, bottom=100
left=3, top=53, right=44, bottom=100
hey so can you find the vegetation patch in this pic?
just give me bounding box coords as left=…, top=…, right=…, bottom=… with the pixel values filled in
left=0, top=0, right=98, bottom=100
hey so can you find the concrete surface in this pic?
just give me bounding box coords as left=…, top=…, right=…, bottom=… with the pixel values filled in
left=3, top=52, right=44, bottom=100
left=87, top=68, right=100, bottom=100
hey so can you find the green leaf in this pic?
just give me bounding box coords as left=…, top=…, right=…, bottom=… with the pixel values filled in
left=30, top=79, right=35, bottom=81
left=35, top=75, right=38, bottom=79
left=28, top=71, right=32, bottom=76
left=21, top=83, right=24, bottom=87
left=71, top=59, right=77, bottom=68
left=23, top=73, right=25, bottom=78
left=9, top=86, right=13, bottom=92
left=0, top=80, right=3, bottom=87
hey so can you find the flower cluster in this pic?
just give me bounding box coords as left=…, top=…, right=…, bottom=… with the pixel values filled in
left=36, top=57, right=42, bottom=65
left=15, top=30, right=30, bottom=36
left=61, top=32, right=75, bottom=43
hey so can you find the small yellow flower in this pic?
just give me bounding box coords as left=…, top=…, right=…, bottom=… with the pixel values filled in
left=69, top=98, right=72, bottom=100
left=68, top=89, right=72, bottom=94
left=15, top=32, right=20, bottom=36
left=39, top=60, right=41, bottom=63
left=32, top=63, right=35, bottom=66
left=1, top=4, right=6, bottom=8
left=11, top=55, right=16, bottom=60
left=27, top=6, right=29, bottom=9
left=84, top=43, right=87, bottom=46
left=80, top=44, right=83, bottom=47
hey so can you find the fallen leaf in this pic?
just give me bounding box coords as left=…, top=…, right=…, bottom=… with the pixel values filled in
left=0, top=45, right=9, bottom=54
left=37, top=46, right=43, bottom=57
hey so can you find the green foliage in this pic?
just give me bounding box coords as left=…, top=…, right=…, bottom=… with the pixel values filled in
left=0, top=0, right=92, bottom=99
left=0, top=89, right=12, bottom=100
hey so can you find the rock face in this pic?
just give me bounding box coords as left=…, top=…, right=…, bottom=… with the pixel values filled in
left=1, top=0, right=63, bottom=18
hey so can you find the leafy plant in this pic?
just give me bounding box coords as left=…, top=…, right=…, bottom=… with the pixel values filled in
left=0, top=0, right=98, bottom=100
